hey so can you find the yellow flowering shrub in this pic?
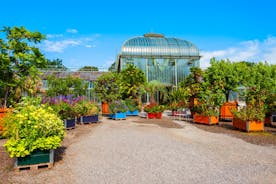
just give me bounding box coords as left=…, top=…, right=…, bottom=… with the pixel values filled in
left=4, top=98, right=65, bottom=158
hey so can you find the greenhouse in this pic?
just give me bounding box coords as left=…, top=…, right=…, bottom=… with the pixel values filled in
left=117, top=33, right=201, bottom=87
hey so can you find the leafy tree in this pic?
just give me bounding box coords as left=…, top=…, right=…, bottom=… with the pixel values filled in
left=108, top=62, right=116, bottom=72
left=46, top=75, right=88, bottom=97
left=78, top=66, right=99, bottom=71
left=93, top=72, right=120, bottom=102
left=180, top=67, right=204, bottom=99
left=118, top=64, right=146, bottom=99
left=204, top=58, right=244, bottom=102
left=46, top=58, right=67, bottom=71
left=0, top=26, right=47, bottom=107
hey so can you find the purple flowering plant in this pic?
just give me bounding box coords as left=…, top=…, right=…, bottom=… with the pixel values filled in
left=108, top=100, right=128, bottom=114
left=42, top=95, right=84, bottom=120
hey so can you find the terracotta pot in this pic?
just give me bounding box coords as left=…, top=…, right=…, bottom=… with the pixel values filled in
left=193, top=114, right=219, bottom=125
left=101, top=102, right=109, bottom=114
left=233, top=118, right=264, bottom=132
left=220, top=102, right=237, bottom=120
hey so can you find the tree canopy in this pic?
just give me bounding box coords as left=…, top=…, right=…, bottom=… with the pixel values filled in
left=0, top=26, right=47, bottom=107
left=78, top=66, right=99, bottom=71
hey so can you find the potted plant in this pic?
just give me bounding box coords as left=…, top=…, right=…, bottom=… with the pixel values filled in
left=204, top=59, right=249, bottom=120
left=168, top=87, right=189, bottom=116
left=3, top=97, right=65, bottom=170
left=125, top=98, right=140, bottom=116
left=43, top=95, right=82, bottom=129
left=74, top=100, right=100, bottom=124
left=144, top=102, right=165, bottom=119
left=108, top=100, right=128, bottom=120
left=193, top=89, right=224, bottom=125
left=232, top=88, right=265, bottom=132
left=93, top=72, right=121, bottom=115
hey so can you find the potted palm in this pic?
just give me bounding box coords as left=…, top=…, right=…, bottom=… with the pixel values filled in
left=108, top=100, right=128, bottom=120
left=3, top=97, right=65, bottom=170
left=74, top=100, right=100, bottom=124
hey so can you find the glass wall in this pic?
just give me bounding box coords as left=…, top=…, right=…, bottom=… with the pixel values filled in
left=120, top=57, right=199, bottom=86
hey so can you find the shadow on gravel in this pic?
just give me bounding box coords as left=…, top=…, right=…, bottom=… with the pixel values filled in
left=54, top=146, right=67, bottom=162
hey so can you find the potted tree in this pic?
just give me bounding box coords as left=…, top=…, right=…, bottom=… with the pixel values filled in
left=108, top=100, right=128, bottom=120
left=3, top=97, right=65, bottom=170
left=74, top=100, right=100, bottom=124
left=93, top=72, right=121, bottom=115
left=193, top=88, right=224, bottom=125
left=232, top=88, right=266, bottom=132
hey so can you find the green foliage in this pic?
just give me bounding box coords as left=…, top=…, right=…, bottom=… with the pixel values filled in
left=168, top=87, right=189, bottom=110
left=204, top=58, right=244, bottom=101
left=93, top=72, right=120, bottom=102
left=108, top=100, right=128, bottom=113
left=232, top=87, right=266, bottom=121
left=46, top=58, right=67, bottom=71
left=193, top=87, right=225, bottom=116
left=0, top=26, right=47, bottom=107
left=118, top=64, right=146, bottom=99
left=108, top=62, right=116, bottom=72
left=3, top=97, right=65, bottom=158
left=73, top=101, right=99, bottom=116
left=180, top=67, right=204, bottom=99
left=145, top=80, right=168, bottom=103
left=78, top=66, right=99, bottom=71
left=124, top=98, right=140, bottom=111
left=46, top=75, right=89, bottom=97
left=144, top=103, right=166, bottom=113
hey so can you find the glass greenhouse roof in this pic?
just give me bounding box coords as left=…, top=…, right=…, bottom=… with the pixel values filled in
left=121, top=34, right=199, bottom=57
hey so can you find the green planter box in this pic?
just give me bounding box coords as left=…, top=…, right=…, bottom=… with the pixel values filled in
left=15, top=149, right=54, bottom=166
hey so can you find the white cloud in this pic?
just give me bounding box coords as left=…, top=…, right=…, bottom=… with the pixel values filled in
left=42, top=39, right=81, bottom=53
left=200, top=36, right=276, bottom=69
left=42, top=34, right=100, bottom=53
left=85, top=44, right=96, bottom=48
left=46, top=34, right=63, bottom=38
left=66, top=28, right=78, bottom=34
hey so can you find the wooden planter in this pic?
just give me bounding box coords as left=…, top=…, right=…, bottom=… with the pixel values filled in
left=147, top=112, right=162, bottom=119
left=220, top=102, right=237, bottom=120
left=101, top=102, right=109, bottom=115
left=233, top=118, right=264, bottom=132
left=64, top=118, right=76, bottom=129
left=15, top=149, right=54, bottom=171
left=79, top=115, right=99, bottom=124
left=193, top=114, right=219, bottom=125
left=126, top=110, right=139, bottom=116
left=109, top=112, right=126, bottom=120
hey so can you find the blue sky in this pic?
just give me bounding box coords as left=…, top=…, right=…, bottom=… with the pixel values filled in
left=1, top=0, right=276, bottom=69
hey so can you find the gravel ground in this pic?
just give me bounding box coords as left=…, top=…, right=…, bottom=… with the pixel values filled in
left=1, top=117, right=276, bottom=184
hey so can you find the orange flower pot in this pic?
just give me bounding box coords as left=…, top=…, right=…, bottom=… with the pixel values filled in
left=193, top=114, right=219, bottom=125
left=220, top=102, right=237, bottom=120
left=101, top=102, right=109, bottom=115
left=233, top=118, right=264, bottom=132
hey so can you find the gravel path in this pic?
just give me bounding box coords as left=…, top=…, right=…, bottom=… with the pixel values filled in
left=7, top=117, right=276, bottom=184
